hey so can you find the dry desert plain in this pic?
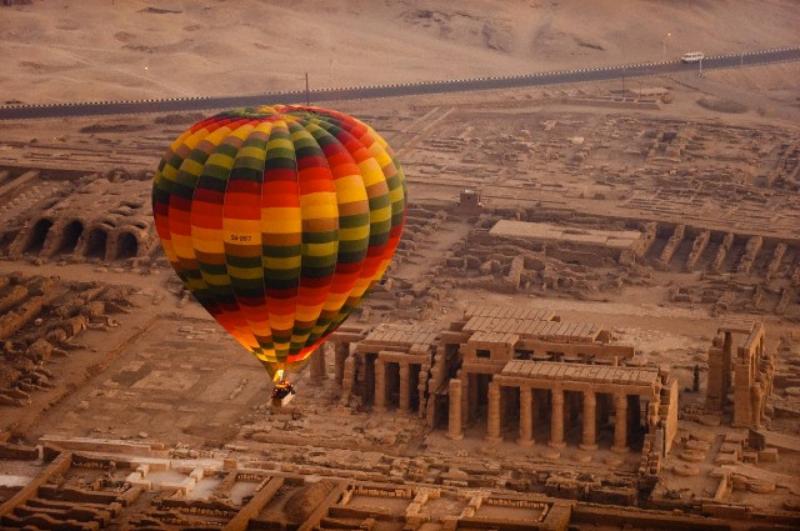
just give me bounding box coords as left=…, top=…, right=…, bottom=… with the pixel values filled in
left=0, top=1, right=800, bottom=529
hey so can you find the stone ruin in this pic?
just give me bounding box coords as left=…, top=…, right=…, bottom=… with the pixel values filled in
left=0, top=272, right=136, bottom=407
left=6, top=177, right=155, bottom=264
left=441, top=211, right=651, bottom=299
left=706, top=321, right=776, bottom=430
left=7, top=440, right=790, bottom=530
left=423, top=199, right=800, bottom=318
left=325, top=303, right=680, bottom=498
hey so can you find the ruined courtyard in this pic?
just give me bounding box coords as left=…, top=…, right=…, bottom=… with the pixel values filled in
left=1, top=59, right=800, bottom=529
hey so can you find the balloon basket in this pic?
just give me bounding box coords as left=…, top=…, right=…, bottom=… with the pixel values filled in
left=270, top=383, right=296, bottom=408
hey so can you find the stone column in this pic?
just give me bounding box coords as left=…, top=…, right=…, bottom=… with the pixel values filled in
left=399, top=362, right=410, bottom=412
left=448, top=378, right=463, bottom=440
left=722, top=331, right=732, bottom=397
left=549, top=388, right=565, bottom=448
left=334, top=343, right=348, bottom=385
left=518, top=386, right=534, bottom=447
left=310, top=346, right=326, bottom=382
left=580, top=391, right=597, bottom=450
left=630, top=395, right=641, bottom=431
left=340, top=354, right=356, bottom=405
left=486, top=380, right=502, bottom=443
left=612, top=392, right=628, bottom=453
left=750, top=384, right=763, bottom=430
left=374, top=358, right=386, bottom=411
left=467, top=372, right=478, bottom=421
left=416, top=364, right=427, bottom=418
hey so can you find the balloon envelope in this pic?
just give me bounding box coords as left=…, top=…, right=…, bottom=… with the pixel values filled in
left=152, top=105, right=406, bottom=381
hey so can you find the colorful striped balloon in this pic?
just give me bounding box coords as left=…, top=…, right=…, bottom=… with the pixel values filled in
left=152, top=105, right=406, bottom=382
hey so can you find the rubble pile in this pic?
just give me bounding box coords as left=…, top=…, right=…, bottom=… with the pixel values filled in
left=0, top=272, right=135, bottom=407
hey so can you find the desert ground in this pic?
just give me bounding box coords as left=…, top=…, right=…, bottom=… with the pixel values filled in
left=2, top=0, right=800, bottom=102
left=0, top=1, right=799, bottom=529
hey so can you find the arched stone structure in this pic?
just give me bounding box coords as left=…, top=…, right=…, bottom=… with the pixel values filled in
left=54, top=220, right=84, bottom=255
left=84, top=227, right=108, bottom=259
left=24, top=218, right=54, bottom=254
left=114, top=231, right=139, bottom=260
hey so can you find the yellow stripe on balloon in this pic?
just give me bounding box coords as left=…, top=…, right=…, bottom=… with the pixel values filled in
left=266, top=137, right=294, bottom=151
left=226, top=265, right=265, bottom=280
left=201, top=273, right=230, bottom=285
left=239, top=145, right=267, bottom=161
left=303, top=241, right=338, bottom=257
left=161, top=245, right=178, bottom=263
left=180, top=158, right=205, bottom=177
left=369, top=145, right=393, bottom=167
left=262, top=255, right=302, bottom=269
left=339, top=225, right=370, bottom=241
left=194, top=241, right=224, bottom=254
left=255, top=350, right=278, bottom=363
left=389, top=186, right=404, bottom=203
left=172, top=235, right=195, bottom=259
left=260, top=208, right=302, bottom=233
left=295, top=305, right=323, bottom=322
left=349, top=277, right=371, bottom=298
left=192, top=229, right=225, bottom=251
left=270, top=315, right=295, bottom=328
left=357, top=159, right=386, bottom=187
left=370, top=205, right=392, bottom=223
left=230, top=124, right=254, bottom=141
left=203, top=126, right=230, bottom=145
left=223, top=219, right=261, bottom=242
left=300, top=192, right=338, bottom=219
left=184, top=127, right=212, bottom=151
left=206, top=152, right=235, bottom=170
left=334, top=174, right=368, bottom=203
left=161, top=164, right=178, bottom=180
left=168, top=129, right=193, bottom=153
left=322, top=292, right=348, bottom=311
left=254, top=120, right=273, bottom=134
left=250, top=322, right=272, bottom=337
left=185, top=277, right=206, bottom=291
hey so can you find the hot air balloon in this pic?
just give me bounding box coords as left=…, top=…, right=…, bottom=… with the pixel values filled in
left=152, top=105, right=407, bottom=404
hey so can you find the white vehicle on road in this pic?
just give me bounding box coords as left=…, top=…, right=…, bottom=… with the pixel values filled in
left=681, top=51, right=705, bottom=63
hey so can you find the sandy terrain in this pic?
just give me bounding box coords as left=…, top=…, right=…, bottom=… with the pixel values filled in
left=1, top=2, right=800, bottom=527
left=1, top=0, right=800, bottom=103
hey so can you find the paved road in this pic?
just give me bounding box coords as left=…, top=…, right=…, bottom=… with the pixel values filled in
left=1, top=46, right=798, bottom=121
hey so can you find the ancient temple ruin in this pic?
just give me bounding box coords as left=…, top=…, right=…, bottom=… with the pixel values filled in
left=326, top=305, right=680, bottom=462
left=707, top=321, right=775, bottom=429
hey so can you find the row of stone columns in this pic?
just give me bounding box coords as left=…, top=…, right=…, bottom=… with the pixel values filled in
left=450, top=379, right=632, bottom=452
left=332, top=342, right=427, bottom=414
